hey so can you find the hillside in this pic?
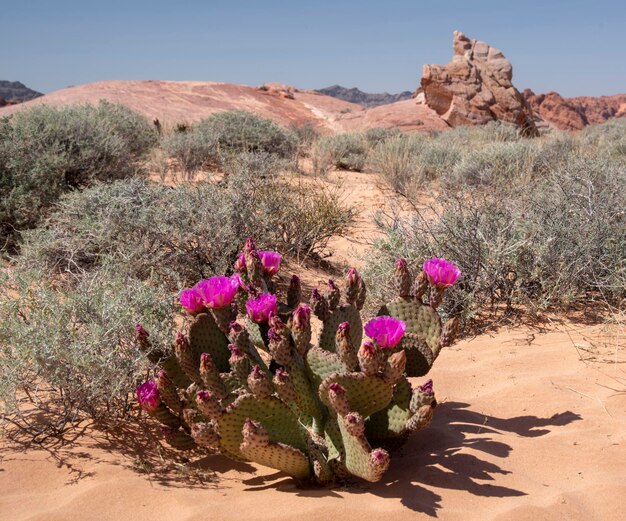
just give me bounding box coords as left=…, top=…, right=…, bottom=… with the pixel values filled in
left=0, top=80, right=449, bottom=133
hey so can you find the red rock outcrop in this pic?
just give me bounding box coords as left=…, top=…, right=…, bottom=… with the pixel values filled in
left=421, top=31, right=538, bottom=136
left=523, top=89, right=626, bottom=131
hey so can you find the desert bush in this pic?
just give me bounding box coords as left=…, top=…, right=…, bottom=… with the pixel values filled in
left=0, top=263, right=174, bottom=427
left=368, top=134, right=424, bottom=194
left=311, top=133, right=368, bottom=172
left=364, top=158, right=626, bottom=326
left=195, top=110, right=297, bottom=160
left=161, top=130, right=213, bottom=180
left=579, top=118, right=626, bottom=159
left=17, top=156, right=354, bottom=288
left=289, top=121, right=320, bottom=151
left=363, top=127, right=401, bottom=147
left=0, top=102, right=156, bottom=251
left=443, top=140, right=538, bottom=189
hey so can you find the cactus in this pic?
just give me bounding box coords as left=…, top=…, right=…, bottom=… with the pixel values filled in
left=136, top=244, right=461, bottom=485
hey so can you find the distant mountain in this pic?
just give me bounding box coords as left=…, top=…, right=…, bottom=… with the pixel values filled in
left=316, top=85, right=413, bottom=108
left=0, top=81, right=43, bottom=102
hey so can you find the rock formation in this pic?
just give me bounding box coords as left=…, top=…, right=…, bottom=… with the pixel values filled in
left=420, top=31, right=538, bottom=136
left=523, top=89, right=626, bottom=131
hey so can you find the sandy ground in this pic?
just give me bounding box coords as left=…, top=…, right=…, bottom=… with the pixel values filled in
left=1, top=171, right=625, bottom=521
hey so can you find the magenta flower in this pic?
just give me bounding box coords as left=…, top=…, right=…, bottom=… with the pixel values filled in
left=246, top=293, right=278, bottom=323
left=179, top=287, right=205, bottom=314
left=258, top=251, right=282, bottom=276
left=234, top=253, right=247, bottom=272
left=422, top=258, right=461, bottom=288
left=136, top=380, right=160, bottom=412
left=231, top=273, right=246, bottom=291
left=195, top=276, right=239, bottom=309
left=364, top=316, right=407, bottom=349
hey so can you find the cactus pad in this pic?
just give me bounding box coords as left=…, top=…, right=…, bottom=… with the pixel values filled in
left=366, top=377, right=412, bottom=440
left=318, top=304, right=362, bottom=352
left=189, top=313, right=231, bottom=372
left=217, top=395, right=306, bottom=461
left=319, top=373, right=392, bottom=418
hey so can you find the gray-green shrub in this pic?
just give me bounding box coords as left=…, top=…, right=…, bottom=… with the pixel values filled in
left=17, top=155, right=354, bottom=289
left=364, top=158, right=626, bottom=326
left=0, top=263, right=173, bottom=426
left=311, top=133, right=368, bottom=172
left=195, top=110, right=297, bottom=160
left=0, top=102, right=156, bottom=251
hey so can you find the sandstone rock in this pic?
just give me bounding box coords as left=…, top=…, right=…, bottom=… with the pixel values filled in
left=523, top=89, right=626, bottom=131
left=421, top=31, right=538, bottom=136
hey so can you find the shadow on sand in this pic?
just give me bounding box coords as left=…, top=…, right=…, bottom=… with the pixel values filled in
left=1, top=402, right=581, bottom=514
left=242, top=402, right=581, bottom=516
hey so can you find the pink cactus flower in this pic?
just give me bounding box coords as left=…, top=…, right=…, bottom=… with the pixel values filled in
left=258, top=251, right=282, bottom=276
left=179, top=287, right=205, bottom=314
left=246, top=293, right=278, bottom=323
left=135, top=323, right=149, bottom=341
left=234, top=253, right=247, bottom=272
left=195, top=276, right=239, bottom=309
left=422, top=258, right=461, bottom=288
left=231, top=273, right=246, bottom=291
left=136, top=380, right=160, bottom=412
left=364, top=316, right=407, bottom=349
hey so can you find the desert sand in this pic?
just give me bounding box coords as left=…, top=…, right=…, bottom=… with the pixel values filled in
left=1, top=170, right=624, bottom=521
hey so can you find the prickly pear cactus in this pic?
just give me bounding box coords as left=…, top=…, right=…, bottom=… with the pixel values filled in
left=135, top=241, right=461, bottom=485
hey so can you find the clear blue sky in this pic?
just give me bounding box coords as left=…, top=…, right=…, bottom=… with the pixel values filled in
left=1, top=0, right=624, bottom=97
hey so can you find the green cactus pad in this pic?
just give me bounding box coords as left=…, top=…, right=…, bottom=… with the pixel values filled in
left=218, top=395, right=306, bottom=461
left=401, top=332, right=436, bottom=376
left=366, top=377, right=412, bottom=439
left=245, top=319, right=267, bottom=352
left=240, top=440, right=311, bottom=480
left=319, top=373, right=393, bottom=418
left=379, top=298, right=441, bottom=376
left=305, top=347, right=348, bottom=389
left=159, top=354, right=191, bottom=389
left=318, top=304, right=362, bottom=352
left=189, top=313, right=231, bottom=372
left=286, top=361, right=324, bottom=423
left=337, top=415, right=382, bottom=482
left=323, top=415, right=345, bottom=462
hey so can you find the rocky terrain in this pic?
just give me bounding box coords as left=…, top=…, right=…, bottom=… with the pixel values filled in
left=316, top=85, right=413, bottom=108
left=523, top=89, right=626, bottom=130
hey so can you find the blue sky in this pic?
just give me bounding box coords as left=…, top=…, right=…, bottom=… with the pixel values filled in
left=1, top=0, right=624, bottom=97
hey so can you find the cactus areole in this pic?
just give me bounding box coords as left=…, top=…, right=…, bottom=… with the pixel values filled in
left=136, top=244, right=461, bottom=486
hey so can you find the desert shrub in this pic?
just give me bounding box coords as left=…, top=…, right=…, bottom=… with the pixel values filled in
left=0, top=102, right=156, bottom=251
left=443, top=141, right=538, bottom=189
left=289, top=121, right=320, bottom=151
left=17, top=156, right=354, bottom=288
left=161, top=130, right=213, bottom=180
left=364, top=159, right=626, bottom=326
left=363, top=127, right=401, bottom=147
left=368, top=134, right=423, bottom=193
left=195, top=110, right=297, bottom=160
left=0, top=263, right=173, bottom=427
left=311, top=133, right=368, bottom=172
left=579, top=118, right=626, bottom=159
